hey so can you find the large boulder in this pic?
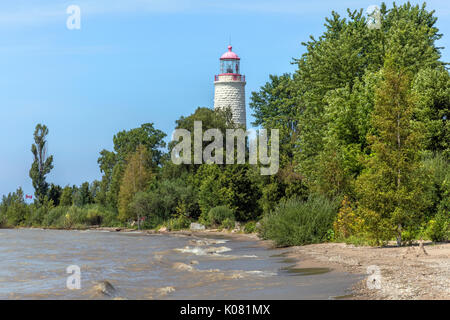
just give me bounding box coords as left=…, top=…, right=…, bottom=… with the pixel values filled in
left=95, top=280, right=116, bottom=297
left=190, top=223, right=205, bottom=231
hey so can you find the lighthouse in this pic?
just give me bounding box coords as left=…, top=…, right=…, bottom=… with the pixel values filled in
left=214, top=45, right=246, bottom=127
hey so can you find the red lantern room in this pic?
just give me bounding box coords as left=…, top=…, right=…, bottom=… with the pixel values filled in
left=220, top=45, right=240, bottom=74
left=215, top=45, right=245, bottom=82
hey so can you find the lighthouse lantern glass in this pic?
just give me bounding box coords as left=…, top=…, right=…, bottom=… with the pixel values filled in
left=221, top=59, right=240, bottom=75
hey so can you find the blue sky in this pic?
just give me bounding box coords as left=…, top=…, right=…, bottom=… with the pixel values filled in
left=0, top=0, right=449, bottom=199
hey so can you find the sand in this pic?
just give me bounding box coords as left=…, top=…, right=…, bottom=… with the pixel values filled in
left=284, top=241, right=450, bottom=300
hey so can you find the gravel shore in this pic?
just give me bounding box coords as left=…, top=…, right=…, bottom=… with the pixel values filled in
left=284, top=241, right=450, bottom=300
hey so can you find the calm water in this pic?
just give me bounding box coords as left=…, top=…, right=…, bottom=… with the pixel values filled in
left=0, top=229, right=360, bottom=299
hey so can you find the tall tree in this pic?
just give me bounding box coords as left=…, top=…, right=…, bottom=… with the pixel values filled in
left=29, top=124, right=54, bottom=205
left=118, top=145, right=153, bottom=221
left=97, top=123, right=166, bottom=210
left=250, top=74, right=299, bottom=165
left=60, top=186, right=74, bottom=206
left=47, top=184, right=62, bottom=206
left=356, top=62, right=431, bottom=246
left=292, top=3, right=443, bottom=194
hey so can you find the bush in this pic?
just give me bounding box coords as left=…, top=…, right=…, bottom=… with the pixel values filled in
left=333, top=196, right=363, bottom=240
left=244, top=221, right=257, bottom=234
left=99, top=208, right=120, bottom=227
left=166, top=215, right=191, bottom=231
left=43, top=206, right=68, bottom=227
left=144, top=179, right=200, bottom=221
left=86, top=208, right=103, bottom=225
left=221, top=218, right=235, bottom=230
left=258, top=195, right=339, bottom=247
left=206, top=206, right=235, bottom=227
left=426, top=211, right=449, bottom=242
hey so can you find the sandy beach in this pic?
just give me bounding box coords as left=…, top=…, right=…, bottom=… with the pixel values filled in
left=280, top=241, right=449, bottom=299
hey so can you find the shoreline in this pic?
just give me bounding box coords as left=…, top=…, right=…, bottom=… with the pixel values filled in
left=152, top=229, right=450, bottom=300
left=5, top=226, right=449, bottom=300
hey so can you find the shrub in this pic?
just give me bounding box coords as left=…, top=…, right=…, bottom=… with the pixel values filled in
left=207, top=206, right=235, bottom=227
left=244, top=221, right=257, bottom=234
left=358, top=207, right=394, bottom=246
left=333, top=196, right=364, bottom=240
left=258, top=195, right=339, bottom=247
left=43, top=206, right=68, bottom=227
left=166, top=215, right=190, bottom=231
left=86, top=208, right=103, bottom=225
left=426, top=211, right=449, bottom=242
left=221, top=218, right=235, bottom=230
left=144, top=179, right=200, bottom=221
left=99, top=208, right=120, bottom=227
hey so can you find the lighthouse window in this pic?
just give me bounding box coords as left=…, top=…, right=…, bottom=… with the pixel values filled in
left=221, top=60, right=240, bottom=74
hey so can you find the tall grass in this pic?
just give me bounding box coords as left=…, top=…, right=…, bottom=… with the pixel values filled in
left=42, top=205, right=120, bottom=229
left=259, top=195, right=339, bottom=247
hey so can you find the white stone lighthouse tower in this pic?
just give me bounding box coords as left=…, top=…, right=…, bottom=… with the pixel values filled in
left=214, top=45, right=246, bottom=127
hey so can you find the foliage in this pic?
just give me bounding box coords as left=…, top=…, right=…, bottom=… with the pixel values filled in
left=205, top=206, right=235, bottom=227
left=132, top=178, right=200, bottom=223
left=47, top=184, right=62, bottom=206
left=2, top=188, right=29, bottom=226
left=293, top=2, right=444, bottom=198
left=196, top=164, right=262, bottom=221
left=356, top=62, right=432, bottom=246
left=118, top=145, right=153, bottom=221
left=221, top=218, right=235, bottom=230
left=425, top=211, right=449, bottom=242
left=258, top=195, right=339, bottom=247
left=59, top=186, right=73, bottom=206
left=166, top=214, right=191, bottom=231
left=73, top=182, right=93, bottom=207
left=244, top=221, right=257, bottom=234
left=333, top=196, right=364, bottom=240
left=250, top=74, right=298, bottom=164
left=29, top=124, right=54, bottom=205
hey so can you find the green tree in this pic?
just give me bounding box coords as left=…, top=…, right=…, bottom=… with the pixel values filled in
left=118, top=145, right=153, bottom=221
left=128, top=192, right=153, bottom=230
left=412, top=67, right=450, bottom=157
left=113, top=123, right=166, bottom=166
left=250, top=74, right=299, bottom=164
left=292, top=3, right=443, bottom=195
left=48, top=184, right=62, bottom=206
left=169, top=107, right=235, bottom=173
left=73, top=182, right=93, bottom=207
left=29, top=124, right=54, bottom=205
left=3, top=188, right=29, bottom=226
left=356, top=63, right=431, bottom=246
left=195, top=164, right=262, bottom=221
left=97, top=123, right=166, bottom=210
left=60, top=186, right=73, bottom=206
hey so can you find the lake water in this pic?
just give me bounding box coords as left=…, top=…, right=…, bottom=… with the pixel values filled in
left=0, top=229, right=361, bottom=299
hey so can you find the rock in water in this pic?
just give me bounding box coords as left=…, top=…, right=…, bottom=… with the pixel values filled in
left=190, top=223, right=205, bottom=231
left=95, top=281, right=116, bottom=297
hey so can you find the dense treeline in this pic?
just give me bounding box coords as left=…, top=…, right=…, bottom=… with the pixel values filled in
left=0, top=2, right=448, bottom=246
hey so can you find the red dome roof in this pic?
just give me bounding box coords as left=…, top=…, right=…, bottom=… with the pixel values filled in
left=220, top=45, right=240, bottom=60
